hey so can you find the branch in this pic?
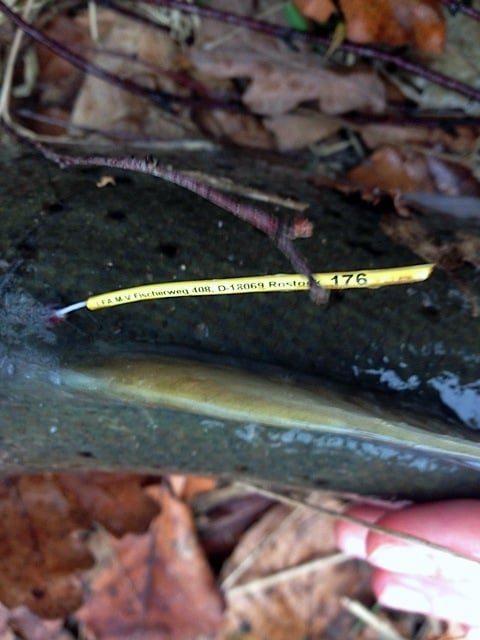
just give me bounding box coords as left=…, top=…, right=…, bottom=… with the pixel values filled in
left=141, top=0, right=480, bottom=104
left=35, top=144, right=329, bottom=303
left=0, top=0, right=243, bottom=113
left=440, top=0, right=480, bottom=21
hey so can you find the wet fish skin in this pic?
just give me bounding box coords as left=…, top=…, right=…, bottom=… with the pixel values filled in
left=61, top=355, right=480, bottom=466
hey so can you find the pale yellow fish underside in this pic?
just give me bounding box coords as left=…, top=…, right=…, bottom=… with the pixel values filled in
left=61, top=356, right=480, bottom=464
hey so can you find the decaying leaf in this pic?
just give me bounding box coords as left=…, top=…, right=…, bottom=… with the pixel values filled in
left=294, top=0, right=446, bottom=52
left=293, top=0, right=336, bottom=24
left=56, top=473, right=159, bottom=537
left=195, top=107, right=275, bottom=148
left=192, top=48, right=385, bottom=116
left=359, top=124, right=479, bottom=155
left=381, top=212, right=480, bottom=270
left=76, top=483, right=224, bottom=640
left=71, top=10, right=196, bottom=139
left=348, top=145, right=480, bottom=197
left=0, top=474, right=158, bottom=618
left=264, top=112, right=342, bottom=150
left=389, top=4, right=480, bottom=114
left=35, top=15, right=88, bottom=107
left=340, top=0, right=445, bottom=52
left=221, top=498, right=372, bottom=639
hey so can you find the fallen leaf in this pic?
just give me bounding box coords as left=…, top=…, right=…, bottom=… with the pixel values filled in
left=296, top=0, right=446, bottom=52
left=0, top=473, right=158, bottom=618
left=192, top=48, right=385, bottom=116
left=264, top=112, right=342, bottom=150
left=35, top=15, right=88, bottom=107
left=348, top=145, right=480, bottom=196
left=293, top=0, right=336, bottom=23
left=381, top=211, right=480, bottom=269
left=389, top=6, right=480, bottom=114
left=21, top=107, right=70, bottom=137
left=194, top=486, right=275, bottom=561
left=76, top=483, right=224, bottom=640
left=71, top=9, right=197, bottom=139
left=220, top=496, right=372, bottom=639
left=0, top=475, right=92, bottom=618
left=56, top=473, right=159, bottom=537
left=343, top=0, right=445, bottom=52
left=349, top=145, right=434, bottom=192
left=359, top=123, right=479, bottom=155
left=195, top=108, right=275, bottom=148
left=169, top=475, right=218, bottom=503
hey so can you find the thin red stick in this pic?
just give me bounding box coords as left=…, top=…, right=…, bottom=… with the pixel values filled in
left=36, top=144, right=328, bottom=303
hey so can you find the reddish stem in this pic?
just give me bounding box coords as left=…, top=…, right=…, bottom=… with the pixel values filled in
left=140, top=0, right=480, bottom=104
left=0, top=0, right=242, bottom=113
left=35, top=144, right=328, bottom=303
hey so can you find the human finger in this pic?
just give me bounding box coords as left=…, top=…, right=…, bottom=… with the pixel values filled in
left=366, top=500, right=480, bottom=583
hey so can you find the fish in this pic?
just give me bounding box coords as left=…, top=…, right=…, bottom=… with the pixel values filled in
left=60, top=354, right=480, bottom=467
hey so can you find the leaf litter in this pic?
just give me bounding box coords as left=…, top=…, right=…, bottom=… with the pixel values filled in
left=76, top=481, right=224, bottom=640
left=0, top=473, right=158, bottom=618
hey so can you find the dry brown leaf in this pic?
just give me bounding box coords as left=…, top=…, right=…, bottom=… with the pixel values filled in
left=71, top=9, right=197, bottom=139
left=0, top=475, right=91, bottom=618
left=381, top=212, right=480, bottom=269
left=192, top=48, right=385, bottom=116
left=264, top=112, right=341, bottom=150
left=194, top=487, right=275, bottom=561
left=35, top=15, right=88, bottom=107
left=349, top=145, right=435, bottom=192
left=167, top=473, right=218, bottom=503
left=343, top=0, right=445, bottom=52
left=389, top=6, right=480, bottom=114
left=76, top=484, right=224, bottom=640
left=348, top=145, right=480, bottom=196
left=221, top=499, right=372, bottom=639
left=195, top=108, right=275, bottom=148
left=0, top=473, right=158, bottom=618
left=294, top=0, right=445, bottom=51
left=360, top=124, right=480, bottom=155
left=56, top=473, right=159, bottom=537
left=293, top=0, right=336, bottom=23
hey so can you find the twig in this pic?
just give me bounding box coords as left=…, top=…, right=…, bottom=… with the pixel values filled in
left=181, top=171, right=309, bottom=211
left=141, top=0, right=480, bottom=104
left=226, top=552, right=349, bottom=596
left=221, top=506, right=308, bottom=590
left=235, top=482, right=480, bottom=568
left=35, top=144, right=328, bottom=303
left=440, top=0, right=480, bottom=21
left=341, top=597, right=408, bottom=640
left=14, top=107, right=216, bottom=149
left=0, top=0, right=37, bottom=138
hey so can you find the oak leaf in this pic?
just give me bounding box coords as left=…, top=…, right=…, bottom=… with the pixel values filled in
left=76, top=484, right=224, bottom=639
